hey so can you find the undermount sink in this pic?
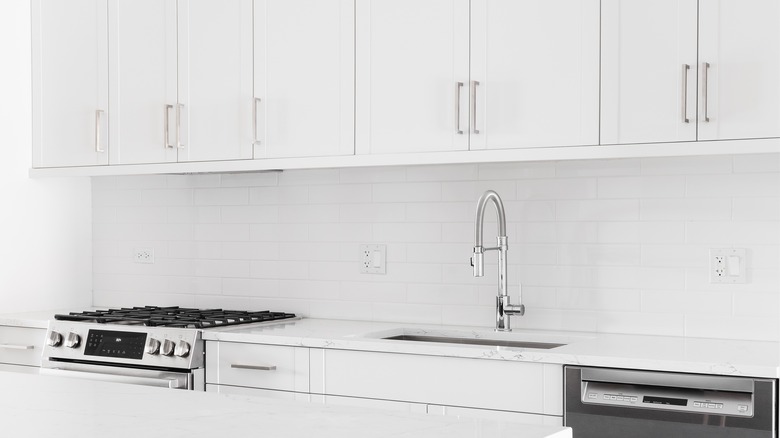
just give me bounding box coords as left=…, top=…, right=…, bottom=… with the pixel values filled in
left=381, top=334, right=566, bottom=350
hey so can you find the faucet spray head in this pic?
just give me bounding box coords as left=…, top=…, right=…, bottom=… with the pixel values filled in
left=471, top=247, right=484, bottom=277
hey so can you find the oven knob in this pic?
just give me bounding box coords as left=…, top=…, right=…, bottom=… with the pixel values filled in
left=161, top=339, right=175, bottom=356
left=174, top=341, right=191, bottom=358
left=146, top=338, right=161, bottom=355
left=46, top=331, right=63, bottom=347
left=64, top=332, right=81, bottom=349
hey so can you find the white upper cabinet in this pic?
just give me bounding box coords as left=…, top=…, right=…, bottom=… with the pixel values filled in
left=601, top=0, right=698, bottom=145
left=698, top=0, right=780, bottom=141
left=108, top=0, right=177, bottom=165
left=32, top=0, right=109, bottom=168
left=178, top=0, right=254, bottom=162
left=254, top=0, right=355, bottom=159
left=108, top=0, right=253, bottom=165
left=602, top=0, right=780, bottom=145
left=470, top=0, right=600, bottom=150
left=355, top=0, right=470, bottom=155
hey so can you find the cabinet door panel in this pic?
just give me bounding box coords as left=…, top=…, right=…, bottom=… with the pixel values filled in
left=178, top=0, right=254, bottom=162
left=698, top=0, right=780, bottom=140
left=32, top=0, right=109, bottom=168
left=601, top=0, right=698, bottom=145
left=108, top=0, right=177, bottom=165
left=355, top=0, right=470, bottom=154
left=255, top=0, right=355, bottom=159
left=470, top=0, right=599, bottom=150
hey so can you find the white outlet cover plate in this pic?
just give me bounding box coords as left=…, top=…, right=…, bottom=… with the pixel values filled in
left=134, top=248, right=155, bottom=264
left=360, top=244, right=386, bottom=274
left=709, top=248, right=746, bottom=284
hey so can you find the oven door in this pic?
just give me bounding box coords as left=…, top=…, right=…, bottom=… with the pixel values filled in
left=41, top=361, right=200, bottom=390
left=564, top=366, right=776, bottom=438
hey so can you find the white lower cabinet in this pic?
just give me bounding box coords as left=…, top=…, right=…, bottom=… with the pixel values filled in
left=206, top=342, right=563, bottom=423
left=0, top=326, right=47, bottom=369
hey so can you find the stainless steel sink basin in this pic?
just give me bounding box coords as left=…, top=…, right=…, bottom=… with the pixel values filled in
left=382, top=334, right=565, bottom=349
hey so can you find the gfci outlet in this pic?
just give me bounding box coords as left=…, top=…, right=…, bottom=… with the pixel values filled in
left=134, top=248, right=155, bottom=264
left=709, top=248, right=746, bottom=284
left=360, top=244, right=386, bottom=274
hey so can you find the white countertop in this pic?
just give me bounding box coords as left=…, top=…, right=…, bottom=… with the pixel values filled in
left=0, top=371, right=570, bottom=438
left=203, top=318, right=780, bottom=378
left=3, top=310, right=778, bottom=378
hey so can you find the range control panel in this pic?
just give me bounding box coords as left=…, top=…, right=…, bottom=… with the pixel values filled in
left=582, top=381, right=754, bottom=417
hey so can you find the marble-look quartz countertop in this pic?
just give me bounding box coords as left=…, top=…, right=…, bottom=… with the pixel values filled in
left=0, top=371, right=570, bottom=438
left=203, top=318, right=780, bottom=378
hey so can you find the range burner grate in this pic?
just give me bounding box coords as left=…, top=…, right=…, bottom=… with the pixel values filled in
left=54, top=306, right=296, bottom=329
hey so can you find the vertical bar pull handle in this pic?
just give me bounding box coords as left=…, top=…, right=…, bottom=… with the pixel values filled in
left=164, top=104, right=174, bottom=149
left=176, top=103, right=184, bottom=149
left=702, top=62, right=711, bottom=123
left=455, top=82, right=464, bottom=135
left=253, top=97, right=261, bottom=146
left=94, top=110, right=105, bottom=153
left=471, top=80, right=480, bottom=134
left=681, top=64, right=690, bottom=124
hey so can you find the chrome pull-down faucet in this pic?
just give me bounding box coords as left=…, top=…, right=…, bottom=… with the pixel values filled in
left=471, top=190, right=525, bottom=331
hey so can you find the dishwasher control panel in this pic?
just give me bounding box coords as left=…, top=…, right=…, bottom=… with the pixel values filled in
left=582, top=381, right=754, bottom=417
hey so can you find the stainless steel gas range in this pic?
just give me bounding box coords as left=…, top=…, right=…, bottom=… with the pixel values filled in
left=41, top=307, right=296, bottom=390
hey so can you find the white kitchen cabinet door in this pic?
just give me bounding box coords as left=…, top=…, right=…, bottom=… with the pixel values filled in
left=355, top=0, right=470, bottom=154
left=601, top=0, right=698, bottom=145
left=108, top=0, right=178, bottom=165
left=254, top=0, right=355, bottom=159
left=177, top=0, right=254, bottom=162
left=32, top=0, right=109, bottom=168
left=698, top=0, right=780, bottom=141
left=470, top=0, right=599, bottom=150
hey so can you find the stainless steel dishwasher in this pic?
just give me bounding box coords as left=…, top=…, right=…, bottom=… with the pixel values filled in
left=565, top=366, right=776, bottom=438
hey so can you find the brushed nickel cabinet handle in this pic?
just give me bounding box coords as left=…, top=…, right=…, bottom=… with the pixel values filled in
left=0, top=344, right=34, bottom=350
left=681, top=64, right=690, bottom=124
left=176, top=103, right=184, bottom=149
left=702, top=62, right=711, bottom=123
left=164, top=104, right=174, bottom=149
left=253, top=97, right=262, bottom=146
left=471, top=80, right=480, bottom=134
left=455, top=82, right=464, bottom=135
left=95, top=110, right=105, bottom=152
left=231, top=364, right=277, bottom=371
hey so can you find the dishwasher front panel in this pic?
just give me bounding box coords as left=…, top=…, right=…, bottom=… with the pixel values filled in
left=564, top=366, right=776, bottom=438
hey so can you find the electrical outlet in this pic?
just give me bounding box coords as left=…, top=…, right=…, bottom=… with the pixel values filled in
left=360, top=244, right=386, bottom=274
left=709, top=248, right=746, bottom=284
left=134, top=248, right=155, bottom=264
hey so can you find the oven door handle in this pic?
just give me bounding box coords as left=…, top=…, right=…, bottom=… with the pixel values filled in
left=40, top=368, right=188, bottom=389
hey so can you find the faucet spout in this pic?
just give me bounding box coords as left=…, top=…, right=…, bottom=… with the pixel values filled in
left=471, top=190, right=525, bottom=332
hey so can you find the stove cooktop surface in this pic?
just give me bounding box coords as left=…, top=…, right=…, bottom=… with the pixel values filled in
left=54, top=306, right=297, bottom=329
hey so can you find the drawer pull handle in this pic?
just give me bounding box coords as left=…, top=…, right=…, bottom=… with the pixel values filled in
left=0, top=344, right=34, bottom=350
left=231, top=364, right=277, bottom=371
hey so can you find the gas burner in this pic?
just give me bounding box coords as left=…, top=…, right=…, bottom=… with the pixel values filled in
left=54, top=306, right=296, bottom=329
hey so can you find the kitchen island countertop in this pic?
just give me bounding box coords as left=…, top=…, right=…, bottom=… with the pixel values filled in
left=0, top=371, right=570, bottom=438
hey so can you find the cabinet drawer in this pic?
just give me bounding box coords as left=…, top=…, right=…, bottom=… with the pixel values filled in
left=0, top=326, right=45, bottom=367
left=318, top=349, right=562, bottom=415
left=205, top=341, right=309, bottom=392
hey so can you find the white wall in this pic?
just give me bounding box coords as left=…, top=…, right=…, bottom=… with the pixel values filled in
left=0, top=0, right=92, bottom=312
left=91, top=154, right=780, bottom=341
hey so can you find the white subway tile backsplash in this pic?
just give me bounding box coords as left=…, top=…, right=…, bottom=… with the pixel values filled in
left=598, top=176, right=685, bottom=199
left=194, top=188, right=249, bottom=206
left=372, top=182, right=441, bottom=203
left=92, top=153, right=780, bottom=341
left=406, top=164, right=478, bottom=182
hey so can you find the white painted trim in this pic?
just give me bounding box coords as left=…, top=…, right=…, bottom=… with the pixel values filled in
left=29, top=137, right=780, bottom=177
